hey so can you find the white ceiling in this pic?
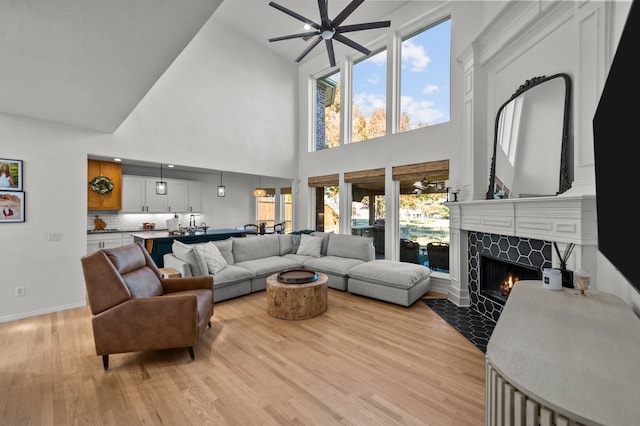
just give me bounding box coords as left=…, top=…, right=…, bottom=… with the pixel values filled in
left=0, top=0, right=410, bottom=133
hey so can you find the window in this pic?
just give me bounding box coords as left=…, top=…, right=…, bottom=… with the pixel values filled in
left=351, top=50, right=387, bottom=143
left=315, top=71, right=340, bottom=151
left=316, top=186, right=339, bottom=233
left=400, top=17, right=451, bottom=132
left=257, top=191, right=275, bottom=227
left=398, top=191, right=449, bottom=270
left=281, top=190, right=293, bottom=233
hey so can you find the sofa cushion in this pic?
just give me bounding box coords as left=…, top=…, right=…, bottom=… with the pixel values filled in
left=311, top=231, right=332, bottom=255
left=296, top=234, right=323, bottom=257
left=212, top=238, right=234, bottom=265
left=282, top=253, right=315, bottom=263
left=326, top=233, right=375, bottom=262
left=347, top=260, right=432, bottom=289
left=278, top=234, right=293, bottom=255
left=194, top=242, right=227, bottom=275
left=234, top=256, right=302, bottom=277
left=211, top=264, right=254, bottom=286
left=303, top=256, right=366, bottom=276
left=172, top=240, right=208, bottom=277
left=232, top=234, right=280, bottom=262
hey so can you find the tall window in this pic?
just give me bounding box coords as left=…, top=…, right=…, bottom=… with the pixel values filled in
left=257, top=191, right=275, bottom=227
left=316, top=186, right=339, bottom=233
left=400, top=17, right=451, bottom=132
left=352, top=50, right=387, bottom=142
left=315, top=71, right=340, bottom=150
left=281, top=190, right=293, bottom=233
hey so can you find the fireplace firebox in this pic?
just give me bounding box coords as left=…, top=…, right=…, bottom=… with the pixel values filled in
left=481, top=255, right=542, bottom=304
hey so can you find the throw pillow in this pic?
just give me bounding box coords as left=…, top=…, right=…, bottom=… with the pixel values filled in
left=311, top=231, right=332, bottom=256
left=296, top=234, right=323, bottom=257
left=291, top=234, right=301, bottom=254
left=194, top=242, right=227, bottom=275
left=213, top=238, right=234, bottom=265
left=172, top=240, right=207, bottom=277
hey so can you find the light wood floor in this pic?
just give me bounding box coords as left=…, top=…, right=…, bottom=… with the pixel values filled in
left=0, top=290, right=486, bottom=425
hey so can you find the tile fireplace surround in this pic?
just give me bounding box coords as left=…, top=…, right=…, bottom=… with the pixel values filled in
left=445, top=195, right=597, bottom=312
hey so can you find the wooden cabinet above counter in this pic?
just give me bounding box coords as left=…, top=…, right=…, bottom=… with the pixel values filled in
left=87, top=160, right=122, bottom=210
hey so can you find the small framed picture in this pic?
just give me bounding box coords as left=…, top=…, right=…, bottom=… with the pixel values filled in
left=0, top=191, right=25, bottom=223
left=0, top=159, right=23, bottom=191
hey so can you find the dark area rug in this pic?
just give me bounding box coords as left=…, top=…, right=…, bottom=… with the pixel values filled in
left=423, top=299, right=496, bottom=353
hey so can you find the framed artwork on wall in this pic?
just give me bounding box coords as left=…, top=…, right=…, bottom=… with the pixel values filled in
left=0, top=191, right=25, bottom=223
left=0, top=158, right=23, bottom=191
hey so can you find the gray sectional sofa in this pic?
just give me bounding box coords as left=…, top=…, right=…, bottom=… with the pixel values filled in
left=163, top=231, right=432, bottom=307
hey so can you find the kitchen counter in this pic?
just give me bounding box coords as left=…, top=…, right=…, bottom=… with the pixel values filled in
left=87, top=228, right=168, bottom=235
left=132, top=228, right=246, bottom=267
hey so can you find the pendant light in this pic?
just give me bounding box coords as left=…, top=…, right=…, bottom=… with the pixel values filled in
left=217, top=171, right=226, bottom=197
left=155, top=163, right=167, bottom=195
left=253, top=176, right=266, bottom=197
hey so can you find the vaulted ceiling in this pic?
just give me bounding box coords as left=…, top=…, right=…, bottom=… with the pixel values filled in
left=0, top=0, right=410, bottom=133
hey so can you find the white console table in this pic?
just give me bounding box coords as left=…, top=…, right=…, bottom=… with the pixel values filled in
left=486, top=280, right=640, bottom=426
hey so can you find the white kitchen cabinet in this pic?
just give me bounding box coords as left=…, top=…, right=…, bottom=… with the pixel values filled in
left=121, top=175, right=198, bottom=213
left=144, top=179, right=168, bottom=212
left=187, top=180, right=202, bottom=212
left=121, top=175, right=146, bottom=212
left=167, top=180, right=188, bottom=213
left=87, top=233, right=127, bottom=254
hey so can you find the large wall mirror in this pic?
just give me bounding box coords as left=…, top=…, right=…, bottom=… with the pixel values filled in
left=486, top=73, right=572, bottom=199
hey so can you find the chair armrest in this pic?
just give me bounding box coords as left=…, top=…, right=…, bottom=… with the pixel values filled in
left=161, top=276, right=213, bottom=293
left=91, top=296, right=200, bottom=354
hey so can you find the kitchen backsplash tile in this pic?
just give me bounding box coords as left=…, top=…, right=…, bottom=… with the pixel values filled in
left=87, top=212, right=209, bottom=231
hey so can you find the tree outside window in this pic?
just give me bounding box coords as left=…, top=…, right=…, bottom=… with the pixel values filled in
left=315, top=71, right=340, bottom=150
left=352, top=50, right=387, bottom=142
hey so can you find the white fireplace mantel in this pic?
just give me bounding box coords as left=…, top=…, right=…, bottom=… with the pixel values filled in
left=444, top=195, right=597, bottom=306
left=448, top=194, right=597, bottom=246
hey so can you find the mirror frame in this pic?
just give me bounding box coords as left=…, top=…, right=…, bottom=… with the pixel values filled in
left=486, top=73, right=572, bottom=199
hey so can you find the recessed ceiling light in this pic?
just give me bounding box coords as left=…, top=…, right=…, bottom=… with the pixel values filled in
left=168, top=164, right=175, bottom=168
left=113, top=158, right=122, bottom=162
left=304, top=24, right=311, bottom=30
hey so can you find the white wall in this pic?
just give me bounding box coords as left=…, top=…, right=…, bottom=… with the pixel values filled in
left=0, top=13, right=298, bottom=322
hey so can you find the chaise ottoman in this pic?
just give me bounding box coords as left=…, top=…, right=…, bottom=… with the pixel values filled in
left=347, top=260, right=432, bottom=307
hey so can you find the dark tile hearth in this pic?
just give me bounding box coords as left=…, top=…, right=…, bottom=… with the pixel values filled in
left=423, top=299, right=496, bottom=353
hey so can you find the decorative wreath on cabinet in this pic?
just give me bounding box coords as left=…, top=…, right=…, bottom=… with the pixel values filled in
left=89, top=175, right=114, bottom=195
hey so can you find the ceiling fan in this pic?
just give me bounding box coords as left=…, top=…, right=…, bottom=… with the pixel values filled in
left=413, top=178, right=443, bottom=194
left=268, top=0, right=391, bottom=67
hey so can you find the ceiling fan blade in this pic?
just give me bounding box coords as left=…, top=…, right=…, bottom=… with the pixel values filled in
left=269, top=1, right=320, bottom=30
left=269, top=31, right=320, bottom=42
left=325, top=38, right=336, bottom=67
left=295, top=36, right=323, bottom=63
left=333, top=33, right=371, bottom=56
left=337, top=21, right=391, bottom=34
left=317, top=0, right=330, bottom=27
left=331, top=0, right=364, bottom=27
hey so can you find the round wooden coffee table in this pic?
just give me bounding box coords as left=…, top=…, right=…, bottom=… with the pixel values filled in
left=266, top=271, right=328, bottom=320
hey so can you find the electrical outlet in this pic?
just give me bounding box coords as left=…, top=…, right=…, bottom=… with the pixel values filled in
left=15, top=286, right=25, bottom=297
left=47, top=232, right=62, bottom=241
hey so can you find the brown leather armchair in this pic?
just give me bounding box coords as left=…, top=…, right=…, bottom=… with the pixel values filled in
left=80, top=242, right=214, bottom=370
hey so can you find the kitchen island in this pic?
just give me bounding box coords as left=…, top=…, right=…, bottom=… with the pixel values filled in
left=132, top=228, right=245, bottom=267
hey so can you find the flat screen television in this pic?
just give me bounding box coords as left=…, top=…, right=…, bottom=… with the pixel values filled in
left=593, top=0, right=639, bottom=293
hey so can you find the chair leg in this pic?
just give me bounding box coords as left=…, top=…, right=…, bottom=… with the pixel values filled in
left=187, top=347, right=195, bottom=360
left=102, top=355, right=109, bottom=371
